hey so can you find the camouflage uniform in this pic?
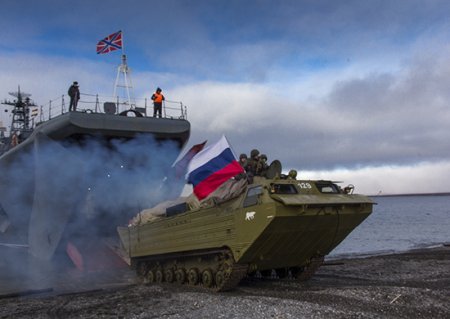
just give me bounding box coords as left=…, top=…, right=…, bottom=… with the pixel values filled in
left=239, top=153, right=248, bottom=168
left=235, top=153, right=248, bottom=181
left=246, top=149, right=260, bottom=176
left=256, top=154, right=269, bottom=176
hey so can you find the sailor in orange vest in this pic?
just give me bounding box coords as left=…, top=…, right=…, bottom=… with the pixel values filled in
left=151, top=87, right=165, bottom=118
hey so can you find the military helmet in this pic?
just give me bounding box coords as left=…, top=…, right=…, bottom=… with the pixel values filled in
left=250, top=149, right=260, bottom=158
left=239, top=153, right=247, bottom=160
left=288, top=169, right=297, bottom=179
left=260, top=154, right=267, bottom=161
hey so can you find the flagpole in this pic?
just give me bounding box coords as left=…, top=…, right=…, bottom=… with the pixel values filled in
left=112, top=30, right=121, bottom=104
left=121, top=30, right=125, bottom=56
left=121, top=29, right=125, bottom=107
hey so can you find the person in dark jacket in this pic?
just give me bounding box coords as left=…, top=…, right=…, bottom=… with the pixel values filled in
left=68, top=81, right=80, bottom=112
left=151, top=87, right=165, bottom=118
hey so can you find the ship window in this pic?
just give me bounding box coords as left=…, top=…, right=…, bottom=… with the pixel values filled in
left=269, top=183, right=298, bottom=194
left=243, top=186, right=262, bottom=207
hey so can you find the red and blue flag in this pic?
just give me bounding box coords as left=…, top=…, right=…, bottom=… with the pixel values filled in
left=187, top=136, right=244, bottom=200
left=96, top=31, right=122, bottom=54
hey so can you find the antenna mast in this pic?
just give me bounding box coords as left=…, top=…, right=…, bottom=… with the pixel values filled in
left=2, top=87, right=36, bottom=135
left=113, top=32, right=135, bottom=111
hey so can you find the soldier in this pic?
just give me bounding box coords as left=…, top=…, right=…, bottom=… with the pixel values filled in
left=234, top=153, right=249, bottom=181
left=246, top=149, right=260, bottom=176
left=256, top=154, right=269, bottom=176
left=239, top=153, right=248, bottom=168
left=287, top=169, right=297, bottom=180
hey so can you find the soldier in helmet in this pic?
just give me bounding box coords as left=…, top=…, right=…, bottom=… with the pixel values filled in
left=246, top=149, right=260, bottom=175
left=256, top=154, right=269, bottom=176
left=287, top=169, right=297, bottom=180
left=234, top=153, right=249, bottom=181
left=239, top=153, right=248, bottom=168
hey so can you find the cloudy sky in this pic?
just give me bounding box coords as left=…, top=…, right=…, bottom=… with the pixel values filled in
left=1, top=0, right=449, bottom=195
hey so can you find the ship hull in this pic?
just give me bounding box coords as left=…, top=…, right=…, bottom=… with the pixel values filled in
left=0, top=112, right=190, bottom=260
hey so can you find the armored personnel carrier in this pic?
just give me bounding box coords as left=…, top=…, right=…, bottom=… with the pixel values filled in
left=117, top=171, right=374, bottom=291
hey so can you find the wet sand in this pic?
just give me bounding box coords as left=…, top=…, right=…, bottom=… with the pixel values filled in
left=1, top=245, right=449, bottom=318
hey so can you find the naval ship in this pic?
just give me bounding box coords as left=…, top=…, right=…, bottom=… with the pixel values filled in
left=0, top=88, right=190, bottom=269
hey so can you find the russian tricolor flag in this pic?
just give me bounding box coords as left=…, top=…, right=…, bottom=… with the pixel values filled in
left=187, top=136, right=244, bottom=200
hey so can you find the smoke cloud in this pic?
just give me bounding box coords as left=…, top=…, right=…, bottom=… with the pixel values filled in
left=0, top=132, right=185, bottom=292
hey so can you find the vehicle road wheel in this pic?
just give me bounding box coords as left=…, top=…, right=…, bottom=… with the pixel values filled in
left=155, top=269, right=163, bottom=283
left=175, top=268, right=186, bottom=284
left=146, top=270, right=155, bottom=283
left=202, top=268, right=214, bottom=288
left=215, top=270, right=224, bottom=288
left=188, top=268, right=199, bottom=285
left=165, top=269, right=174, bottom=283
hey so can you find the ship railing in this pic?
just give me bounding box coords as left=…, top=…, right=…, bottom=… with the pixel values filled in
left=36, top=93, right=188, bottom=126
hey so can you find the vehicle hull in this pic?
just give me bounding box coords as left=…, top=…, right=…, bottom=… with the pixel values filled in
left=118, top=185, right=373, bottom=273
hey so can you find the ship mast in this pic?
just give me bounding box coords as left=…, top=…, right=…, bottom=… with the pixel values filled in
left=1, top=86, right=36, bottom=137
left=113, top=32, right=135, bottom=110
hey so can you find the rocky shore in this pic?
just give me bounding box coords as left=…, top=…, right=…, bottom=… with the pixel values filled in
left=1, top=245, right=449, bottom=318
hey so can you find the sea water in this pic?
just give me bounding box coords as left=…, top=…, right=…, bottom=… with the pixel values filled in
left=329, top=195, right=450, bottom=258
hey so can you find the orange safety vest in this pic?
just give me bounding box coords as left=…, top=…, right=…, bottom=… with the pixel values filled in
left=153, top=92, right=164, bottom=103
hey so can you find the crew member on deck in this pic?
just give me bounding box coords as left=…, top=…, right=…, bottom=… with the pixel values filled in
left=151, top=87, right=165, bottom=118
left=68, top=81, right=80, bottom=112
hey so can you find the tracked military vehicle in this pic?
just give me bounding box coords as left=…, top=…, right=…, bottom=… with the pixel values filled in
left=117, top=165, right=374, bottom=292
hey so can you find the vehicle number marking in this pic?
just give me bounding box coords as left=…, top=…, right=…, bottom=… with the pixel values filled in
left=298, top=182, right=312, bottom=189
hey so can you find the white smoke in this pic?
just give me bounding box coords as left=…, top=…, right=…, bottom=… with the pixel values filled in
left=0, top=133, right=186, bottom=292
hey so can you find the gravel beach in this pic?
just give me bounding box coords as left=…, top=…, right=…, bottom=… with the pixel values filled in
left=1, top=245, right=449, bottom=318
